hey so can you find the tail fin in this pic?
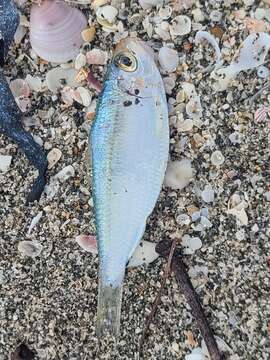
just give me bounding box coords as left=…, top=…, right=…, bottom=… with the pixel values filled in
left=96, top=280, right=123, bottom=338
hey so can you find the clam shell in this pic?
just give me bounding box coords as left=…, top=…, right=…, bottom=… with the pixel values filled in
left=46, top=67, right=80, bottom=92
left=30, top=0, right=87, bottom=63
left=170, top=15, right=191, bottom=37
left=86, top=49, right=108, bottom=65
left=158, top=47, right=179, bottom=72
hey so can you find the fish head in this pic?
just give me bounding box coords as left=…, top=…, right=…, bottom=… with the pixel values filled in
left=107, top=37, right=159, bottom=94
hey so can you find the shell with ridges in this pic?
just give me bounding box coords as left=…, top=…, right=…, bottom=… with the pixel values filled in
left=30, top=0, right=87, bottom=63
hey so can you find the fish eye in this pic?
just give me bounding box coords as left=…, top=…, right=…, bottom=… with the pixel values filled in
left=113, top=52, right=137, bottom=72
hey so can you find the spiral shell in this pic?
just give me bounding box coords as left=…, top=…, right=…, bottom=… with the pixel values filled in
left=30, top=0, right=87, bottom=63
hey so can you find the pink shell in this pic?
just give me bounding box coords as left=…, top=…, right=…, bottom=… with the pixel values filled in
left=75, top=234, right=98, bottom=253
left=30, top=0, right=87, bottom=63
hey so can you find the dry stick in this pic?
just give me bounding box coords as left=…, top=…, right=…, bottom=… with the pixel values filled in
left=156, top=240, right=222, bottom=360
left=248, top=80, right=270, bottom=104
left=138, top=238, right=177, bottom=356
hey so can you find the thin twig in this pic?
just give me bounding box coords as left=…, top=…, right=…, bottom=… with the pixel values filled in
left=156, top=240, right=223, bottom=360
left=138, top=238, right=177, bottom=356
left=248, top=80, right=270, bottom=105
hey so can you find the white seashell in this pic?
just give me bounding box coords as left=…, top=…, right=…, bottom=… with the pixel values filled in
left=176, top=214, right=191, bottom=225
left=165, top=159, right=193, bottom=190
left=155, top=22, right=171, bottom=41
left=210, top=10, right=222, bottom=22
left=177, top=118, right=193, bottom=132
left=257, top=65, right=270, bottom=78
left=28, top=212, right=43, bottom=235
left=158, top=47, right=179, bottom=72
left=55, top=165, right=75, bottom=182
left=16, top=0, right=27, bottom=6
left=10, top=79, right=30, bottom=99
left=44, top=178, right=60, bottom=199
left=25, top=74, right=42, bottom=92
left=192, top=8, right=205, bottom=23
left=47, top=148, right=62, bottom=169
left=128, top=241, right=159, bottom=267
left=158, top=6, right=172, bottom=20
left=142, top=16, right=153, bottom=38
left=227, top=193, right=248, bottom=225
left=210, top=150, right=225, bottom=166
left=61, top=86, right=75, bottom=106
left=182, top=235, right=202, bottom=254
left=14, top=25, right=27, bottom=44
left=46, top=67, right=79, bottom=92
left=201, top=185, right=215, bottom=203
left=185, top=347, right=204, bottom=360
left=18, top=241, right=43, bottom=258
left=182, top=82, right=197, bottom=99
left=195, top=30, right=222, bottom=65
left=170, top=15, right=191, bottom=37
left=211, top=32, right=270, bottom=91
left=139, top=0, right=163, bottom=10
left=30, top=0, right=87, bottom=63
left=202, top=336, right=233, bottom=357
left=96, top=5, right=118, bottom=24
left=74, top=87, right=92, bottom=107
left=92, top=0, right=109, bottom=10
left=86, top=49, right=108, bottom=65
left=163, top=74, right=176, bottom=95
left=75, top=53, right=87, bottom=70
left=76, top=234, right=159, bottom=267
left=0, top=155, right=12, bottom=173
left=9, top=79, right=31, bottom=112
left=186, top=97, right=202, bottom=120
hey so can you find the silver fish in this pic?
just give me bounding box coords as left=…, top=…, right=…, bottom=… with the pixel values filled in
left=90, top=38, right=169, bottom=337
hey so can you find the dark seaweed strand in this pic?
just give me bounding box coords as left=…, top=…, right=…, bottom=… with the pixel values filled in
left=156, top=240, right=223, bottom=360
left=0, top=1, right=48, bottom=203
left=0, top=0, right=20, bottom=58
left=0, top=38, right=4, bottom=68
left=0, top=72, right=48, bottom=203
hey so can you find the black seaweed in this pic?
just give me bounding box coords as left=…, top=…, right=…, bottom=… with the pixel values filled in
left=0, top=0, right=48, bottom=203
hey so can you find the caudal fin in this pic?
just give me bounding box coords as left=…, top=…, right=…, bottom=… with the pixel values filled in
left=96, top=280, right=123, bottom=338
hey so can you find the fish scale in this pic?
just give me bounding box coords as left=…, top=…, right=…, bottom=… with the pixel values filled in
left=90, top=38, right=169, bottom=337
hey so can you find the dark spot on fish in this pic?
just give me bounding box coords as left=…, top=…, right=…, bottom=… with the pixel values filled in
left=123, top=100, right=132, bottom=107
left=135, top=98, right=140, bottom=105
left=134, top=89, right=140, bottom=95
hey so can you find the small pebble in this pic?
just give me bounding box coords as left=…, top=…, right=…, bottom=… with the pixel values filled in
left=0, top=155, right=12, bottom=173
left=47, top=148, right=62, bottom=169
left=210, top=150, right=225, bottom=166
left=176, top=213, right=191, bottom=225
left=165, top=159, right=193, bottom=190
left=55, top=165, right=75, bottom=182
left=81, top=27, right=96, bottom=42
left=74, top=53, right=87, bottom=70
left=257, top=65, right=270, bottom=78
left=18, top=241, right=43, bottom=258
left=158, top=47, right=179, bottom=72
left=201, top=185, right=215, bottom=203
